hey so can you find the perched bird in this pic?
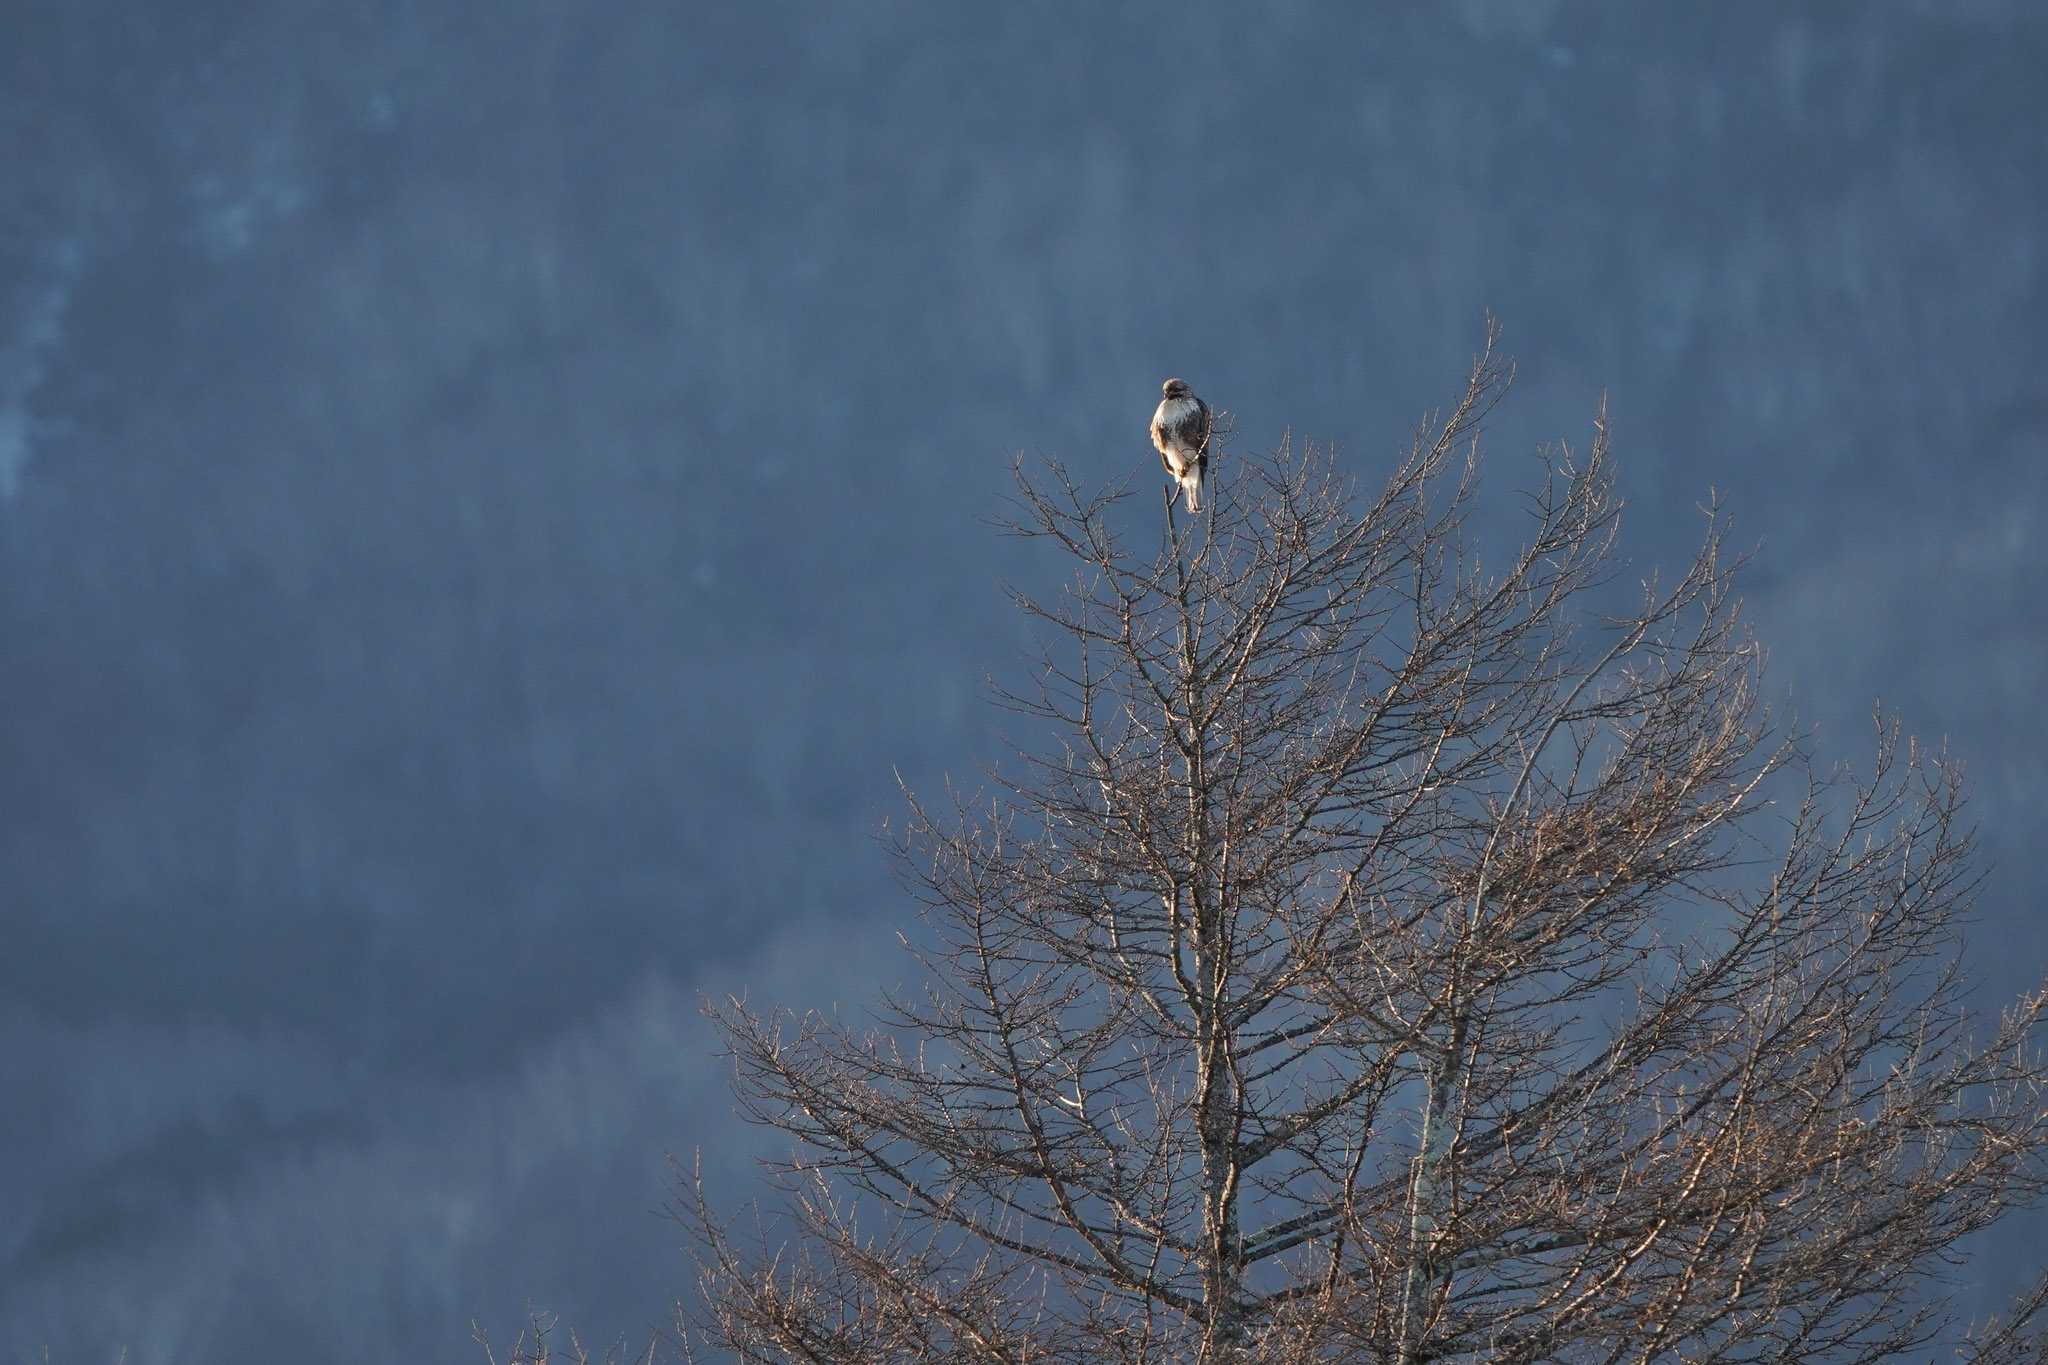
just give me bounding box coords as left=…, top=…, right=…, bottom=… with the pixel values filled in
left=1150, top=377, right=1211, bottom=514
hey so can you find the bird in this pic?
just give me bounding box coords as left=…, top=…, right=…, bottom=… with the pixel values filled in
left=1150, top=377, right=1211, bottom=514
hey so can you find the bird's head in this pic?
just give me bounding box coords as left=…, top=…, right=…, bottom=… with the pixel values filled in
left=1161, top=378, right=1192, bottom=399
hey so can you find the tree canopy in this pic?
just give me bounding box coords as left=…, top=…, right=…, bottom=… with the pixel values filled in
left=689, top=333, right=2048, bottom=1363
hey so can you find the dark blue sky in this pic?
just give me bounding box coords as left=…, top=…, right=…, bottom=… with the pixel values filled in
left=3, top=4, right=2044, bottom=1359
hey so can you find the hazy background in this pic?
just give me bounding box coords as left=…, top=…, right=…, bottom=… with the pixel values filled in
left=4, top=4, right=2044, bottom=1359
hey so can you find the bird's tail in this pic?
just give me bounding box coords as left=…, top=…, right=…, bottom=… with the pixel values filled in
left=1181, top=467, right=1204, bottom=514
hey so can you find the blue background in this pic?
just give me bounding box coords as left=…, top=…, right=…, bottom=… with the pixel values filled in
left=3, top=4, right=2043, bottom=1359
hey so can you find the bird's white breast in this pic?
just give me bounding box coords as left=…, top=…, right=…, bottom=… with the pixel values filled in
left=1154, top=395, right=1200, bottom=434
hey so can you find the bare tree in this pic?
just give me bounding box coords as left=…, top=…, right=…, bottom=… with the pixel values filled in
left=687, top=329, right=2048, bottom=1362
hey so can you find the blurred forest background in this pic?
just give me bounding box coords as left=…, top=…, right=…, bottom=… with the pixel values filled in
left=3, top=4, right=2043, bottom=1360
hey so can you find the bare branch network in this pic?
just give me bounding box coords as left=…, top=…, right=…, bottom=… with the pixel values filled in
left=687, top=332, right=2048, bottom=1363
